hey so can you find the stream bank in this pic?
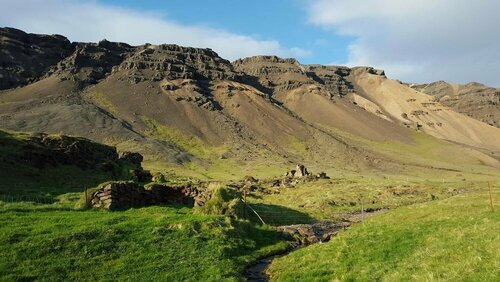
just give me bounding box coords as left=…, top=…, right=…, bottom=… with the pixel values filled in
left=245, top=209, right=387, bottom=281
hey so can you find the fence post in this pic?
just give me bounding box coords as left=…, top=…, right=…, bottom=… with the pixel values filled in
left=243, top=188, right=247, bottom=219
left=84, top=186, right=88, bottom=208
left=361, top=198, right=365, bottom=224
left=488, top=181, right=494, bottom=212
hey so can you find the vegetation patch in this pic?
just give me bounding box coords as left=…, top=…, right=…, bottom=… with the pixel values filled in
left=195, top=184, right=244, bottom=218
left=0, top=130, right=137, bottom=200
left=0, top=202, right=289, bottom=281
left=142, top=117, right=225, bottom=158
left=268, top=188, right=500, bottom=281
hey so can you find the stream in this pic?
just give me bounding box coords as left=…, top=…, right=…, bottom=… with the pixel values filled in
left=244, top=209, right=386, bottom=281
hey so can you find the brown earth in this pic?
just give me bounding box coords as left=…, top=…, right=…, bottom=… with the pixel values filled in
left=1, top=27, right=499, bottom=179
left=410, top=81, right=500, bottom=128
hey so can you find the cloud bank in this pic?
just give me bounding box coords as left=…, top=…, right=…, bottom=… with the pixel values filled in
left=0, top=0, right=310, bottom=61
left=308, top=0, right=500, bottom=86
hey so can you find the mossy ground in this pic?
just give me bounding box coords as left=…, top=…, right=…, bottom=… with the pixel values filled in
left=248, top=177, right=495, bottom=224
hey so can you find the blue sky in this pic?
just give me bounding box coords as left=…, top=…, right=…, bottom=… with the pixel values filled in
left=1, top=0, right=500, bottom=85
left=98, top=0, right=352, bottom=65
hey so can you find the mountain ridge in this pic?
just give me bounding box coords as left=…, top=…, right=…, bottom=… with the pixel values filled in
left=1, top=27, right=499, bottom=179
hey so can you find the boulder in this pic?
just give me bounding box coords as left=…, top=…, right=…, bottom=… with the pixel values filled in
left=316, top=172, right=329, bottom=179
left=119, top=151, right=143, bottom=167
left=295, top=164, right=310, bottom=177
left=152, top=173, right=167, bottom=183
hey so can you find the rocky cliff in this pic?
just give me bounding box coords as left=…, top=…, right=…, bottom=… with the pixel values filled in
left=1, top=27, right=499, bottom=179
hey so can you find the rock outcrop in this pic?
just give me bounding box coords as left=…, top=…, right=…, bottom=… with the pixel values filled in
left=284, top=164, right=313, bottom=178
left=278, top=221, right=350, bottom=245
left=49, top=40, right=133, bottom=87
left=410, top=81, right=500, bottom=128
left=233, top=56, right=355, bottom=97
left=22, top=133, right=122, bottom=170
left=118, top=44, right=239, bottom=83
left=0, top=27, right=74, bottom=89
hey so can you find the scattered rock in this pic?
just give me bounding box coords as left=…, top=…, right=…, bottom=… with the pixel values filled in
left=316, top=172, right=329, bottom=179
left=277, top=221, right=350, bottom=245
left=283, top=164, right=328, bottom=179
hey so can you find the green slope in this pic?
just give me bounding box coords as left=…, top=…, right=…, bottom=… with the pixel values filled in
left=268, top=186, right=500, bottom=281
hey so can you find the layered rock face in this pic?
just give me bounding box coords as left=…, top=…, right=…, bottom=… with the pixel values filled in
left=0, top=28, right=238, bottom=89
left=118, top=44, right=239, bottom=83
left=233, top=55, right=356, bottom=97
left=0, top=27, right=73, bottom=89
left=49, top=40, right=133, bottom=87
left=410, top=81, right=500, bottom=128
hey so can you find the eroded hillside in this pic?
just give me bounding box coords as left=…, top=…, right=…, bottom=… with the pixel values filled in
left=410, top=81, right=500, bottom=128
left=1, top=27, right=499, bottom=179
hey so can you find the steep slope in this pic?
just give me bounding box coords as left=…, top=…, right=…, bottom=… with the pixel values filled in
left=409, top=81, right=500, bottom=128
left=1, top=28, right=499, bottom=179
left=0, top=27, right=74, bottom=89
left=234, top=57, right=411, bottom=143
left=84, top=46, right=379, bottom=174
left=349, top=70, right=500, bottom=153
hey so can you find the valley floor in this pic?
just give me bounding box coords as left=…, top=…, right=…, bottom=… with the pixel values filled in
left=1, top=179, right=498, bottom=281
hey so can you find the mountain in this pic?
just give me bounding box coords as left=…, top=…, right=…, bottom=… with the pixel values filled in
left=409, top=81, right=500, bottom=128
left=1, top=27, right=499, bottom=179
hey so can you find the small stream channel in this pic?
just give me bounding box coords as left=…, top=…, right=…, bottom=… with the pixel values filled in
left=244, top=221, right=349, bottom=281
left=244, top=209, right=386, bottom=281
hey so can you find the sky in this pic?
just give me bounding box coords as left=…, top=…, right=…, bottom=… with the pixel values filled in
left=1, top=0, right=499, bottom=86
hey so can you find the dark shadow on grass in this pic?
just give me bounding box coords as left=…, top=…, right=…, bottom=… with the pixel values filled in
left=246, top=203, right=313, bottom=226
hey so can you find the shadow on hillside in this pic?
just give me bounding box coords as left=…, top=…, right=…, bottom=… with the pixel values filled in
left=0, top=169, right=122, bottom=203
left=246, top=203, right=313, bottom=226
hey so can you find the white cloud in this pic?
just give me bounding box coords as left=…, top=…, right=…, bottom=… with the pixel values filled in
left=0, top=0, right=310, bottom=61
left=307, top=0, right=500, bottom=86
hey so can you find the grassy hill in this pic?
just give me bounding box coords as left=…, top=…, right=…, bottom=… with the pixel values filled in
left=0, top=129, right=141, bottom=202
left=267, top=187, right=500, bottom=281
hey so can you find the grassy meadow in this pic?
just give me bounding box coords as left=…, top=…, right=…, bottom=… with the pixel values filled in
left=1, top=128, right=499, bottom=281
left=0, top=200, right=289, bottom=281
left=268, top=186, right=500, bottom=281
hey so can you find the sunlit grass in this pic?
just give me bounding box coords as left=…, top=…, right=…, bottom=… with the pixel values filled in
left=268, top=187, right=500, bottom=281
left=0, top=201, right=289, bottom=281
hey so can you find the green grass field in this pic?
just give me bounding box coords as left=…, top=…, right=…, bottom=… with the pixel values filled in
left=1, top=128, right=499, bottom=281
left=248, top=177, right=491, bottom=225
left=267, top=187, right=500, bottom=281
left=0, top=200, right=289, bottom=281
